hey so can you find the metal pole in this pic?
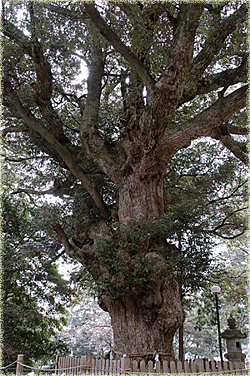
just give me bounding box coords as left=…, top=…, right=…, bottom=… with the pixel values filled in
left=214, top=293, right=223, bottom=364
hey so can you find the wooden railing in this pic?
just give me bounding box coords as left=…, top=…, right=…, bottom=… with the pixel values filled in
left=55, top=355, right=247, bottom=374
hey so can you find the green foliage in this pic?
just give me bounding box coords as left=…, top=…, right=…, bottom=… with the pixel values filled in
left=51, top=138, right=247, bottom=306
left=177, top=229, right=249, bottom=360
left=86, top=233, right=160, bottom=298
left=210, top=236, right=248, bottom=327
left=2, top=193, right=73, bottom=366
left=164, top=139, right=247, bottom=300
left=2, top=1, right=248, bottom=358
left=74, top=215, right=212, bottom=300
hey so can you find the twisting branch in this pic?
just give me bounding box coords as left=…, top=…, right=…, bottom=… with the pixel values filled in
left=53, top=224, right=73, bottom=255
left=212, top=230, right=246, bottom=240
left=206, top=180, right=248, bottom=206
left=218, top=55, right=248, bottom=98
left=55, top=87, right=86, bottom=115
left=156, top=4, right=203, bottom=97
left=83, top=2, right=155, bottom=89
left=159, top=84, right=248, bottom=160
left=4, top=74, right=110, bottom=219
left=3, top=19, right=67, bottom=142
left=211, top=207, right=248, bottom=232
left=209, top=126, right=248, bottom=165
left=186, top=4, right=247, bottom=90
left=181, top=65, right=247, bottom=105
left=3, top=155, right=46, bottom=163
left=53, top=224, right=95, bottom=265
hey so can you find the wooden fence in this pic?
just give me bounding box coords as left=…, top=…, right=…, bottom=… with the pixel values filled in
left=55, top=356, right=247, bottom=374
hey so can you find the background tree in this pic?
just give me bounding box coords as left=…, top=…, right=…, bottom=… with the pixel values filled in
left=163, top=139, right=248, bottom=360
left=58, top=295, right=113, bottom=359
left=2, top=187, right=74, bottom=366
left=2, top=1, right=248, bottom=360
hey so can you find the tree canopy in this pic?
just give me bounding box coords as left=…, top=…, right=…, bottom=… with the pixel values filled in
left=2, top=187, right=74, bottom=365
left=2, top=1, right=248, bottom=360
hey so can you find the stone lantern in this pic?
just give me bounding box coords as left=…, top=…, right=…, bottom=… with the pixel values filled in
left=221, top=314, right=247, bottom=362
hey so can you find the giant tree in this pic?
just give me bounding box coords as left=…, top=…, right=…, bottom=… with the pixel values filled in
left=2, top=1, right=248, bottom=360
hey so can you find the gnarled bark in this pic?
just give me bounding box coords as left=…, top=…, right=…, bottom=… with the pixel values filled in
left=99, top=278, right=184, bottom=361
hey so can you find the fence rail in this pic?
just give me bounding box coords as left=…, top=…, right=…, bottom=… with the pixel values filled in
left=55, top=356, right=247, bottom=375
left=2, top=355, right=246, bottom=375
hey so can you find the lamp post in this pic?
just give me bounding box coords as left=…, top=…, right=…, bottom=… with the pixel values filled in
left=211, top=285, right=223, bottom=364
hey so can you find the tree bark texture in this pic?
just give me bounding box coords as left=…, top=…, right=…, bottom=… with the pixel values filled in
left=99, top=278, right=184, bottom=360
left=99, top=171, right=184, bottom=359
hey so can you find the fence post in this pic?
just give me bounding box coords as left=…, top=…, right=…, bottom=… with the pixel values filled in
left=55, top=355, right=59, bottom=375
left=16, top=354, right=24, bottom=376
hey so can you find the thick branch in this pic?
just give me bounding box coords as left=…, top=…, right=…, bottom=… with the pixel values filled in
left=186, top=4, right=247, bottom=89
left=4, top=76, right=110, bottom=218
left=30, top=42, right=67, bottom=141
left=159, top=85, right=248, bottom=159
left=156, top=4, right=203, bottom=99
left=53, top=224, right=73, bottom=255
left=226, top=124, right=248, bottom=135
left=80, top=40, right=120, bottom=181
left=3, top=20, right=32, bottom=55
left=53, top=224, right=95, bottom=265
left=209, top=127, right=248, bottom=165
left=218, top=55, right=248, bottom=98
left=83, top=2, right=155, bottom=89
left=4, top=20, right=66, bottom=141
left=181, top=64, right=247, bottom=105
left=3, top=74, right=70, bottom=167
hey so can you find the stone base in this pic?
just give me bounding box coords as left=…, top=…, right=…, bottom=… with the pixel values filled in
left=225, top=353, right=245, bottom=363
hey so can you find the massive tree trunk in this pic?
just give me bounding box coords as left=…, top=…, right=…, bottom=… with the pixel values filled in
left=63, top=165, right=184, bottom=359
left=99, top=171, right=184, bottom=360
left=118, top=172, right=165, bottom=225
left=100, top=278, right=183, bottom=360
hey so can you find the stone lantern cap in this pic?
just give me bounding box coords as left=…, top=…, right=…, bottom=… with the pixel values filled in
left=221, top=314, right=247, bottom=339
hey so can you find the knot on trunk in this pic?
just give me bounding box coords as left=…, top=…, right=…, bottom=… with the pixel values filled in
left=142, top=252, right=167, bottom=308
left=143, top=279, right=164, bottom=308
